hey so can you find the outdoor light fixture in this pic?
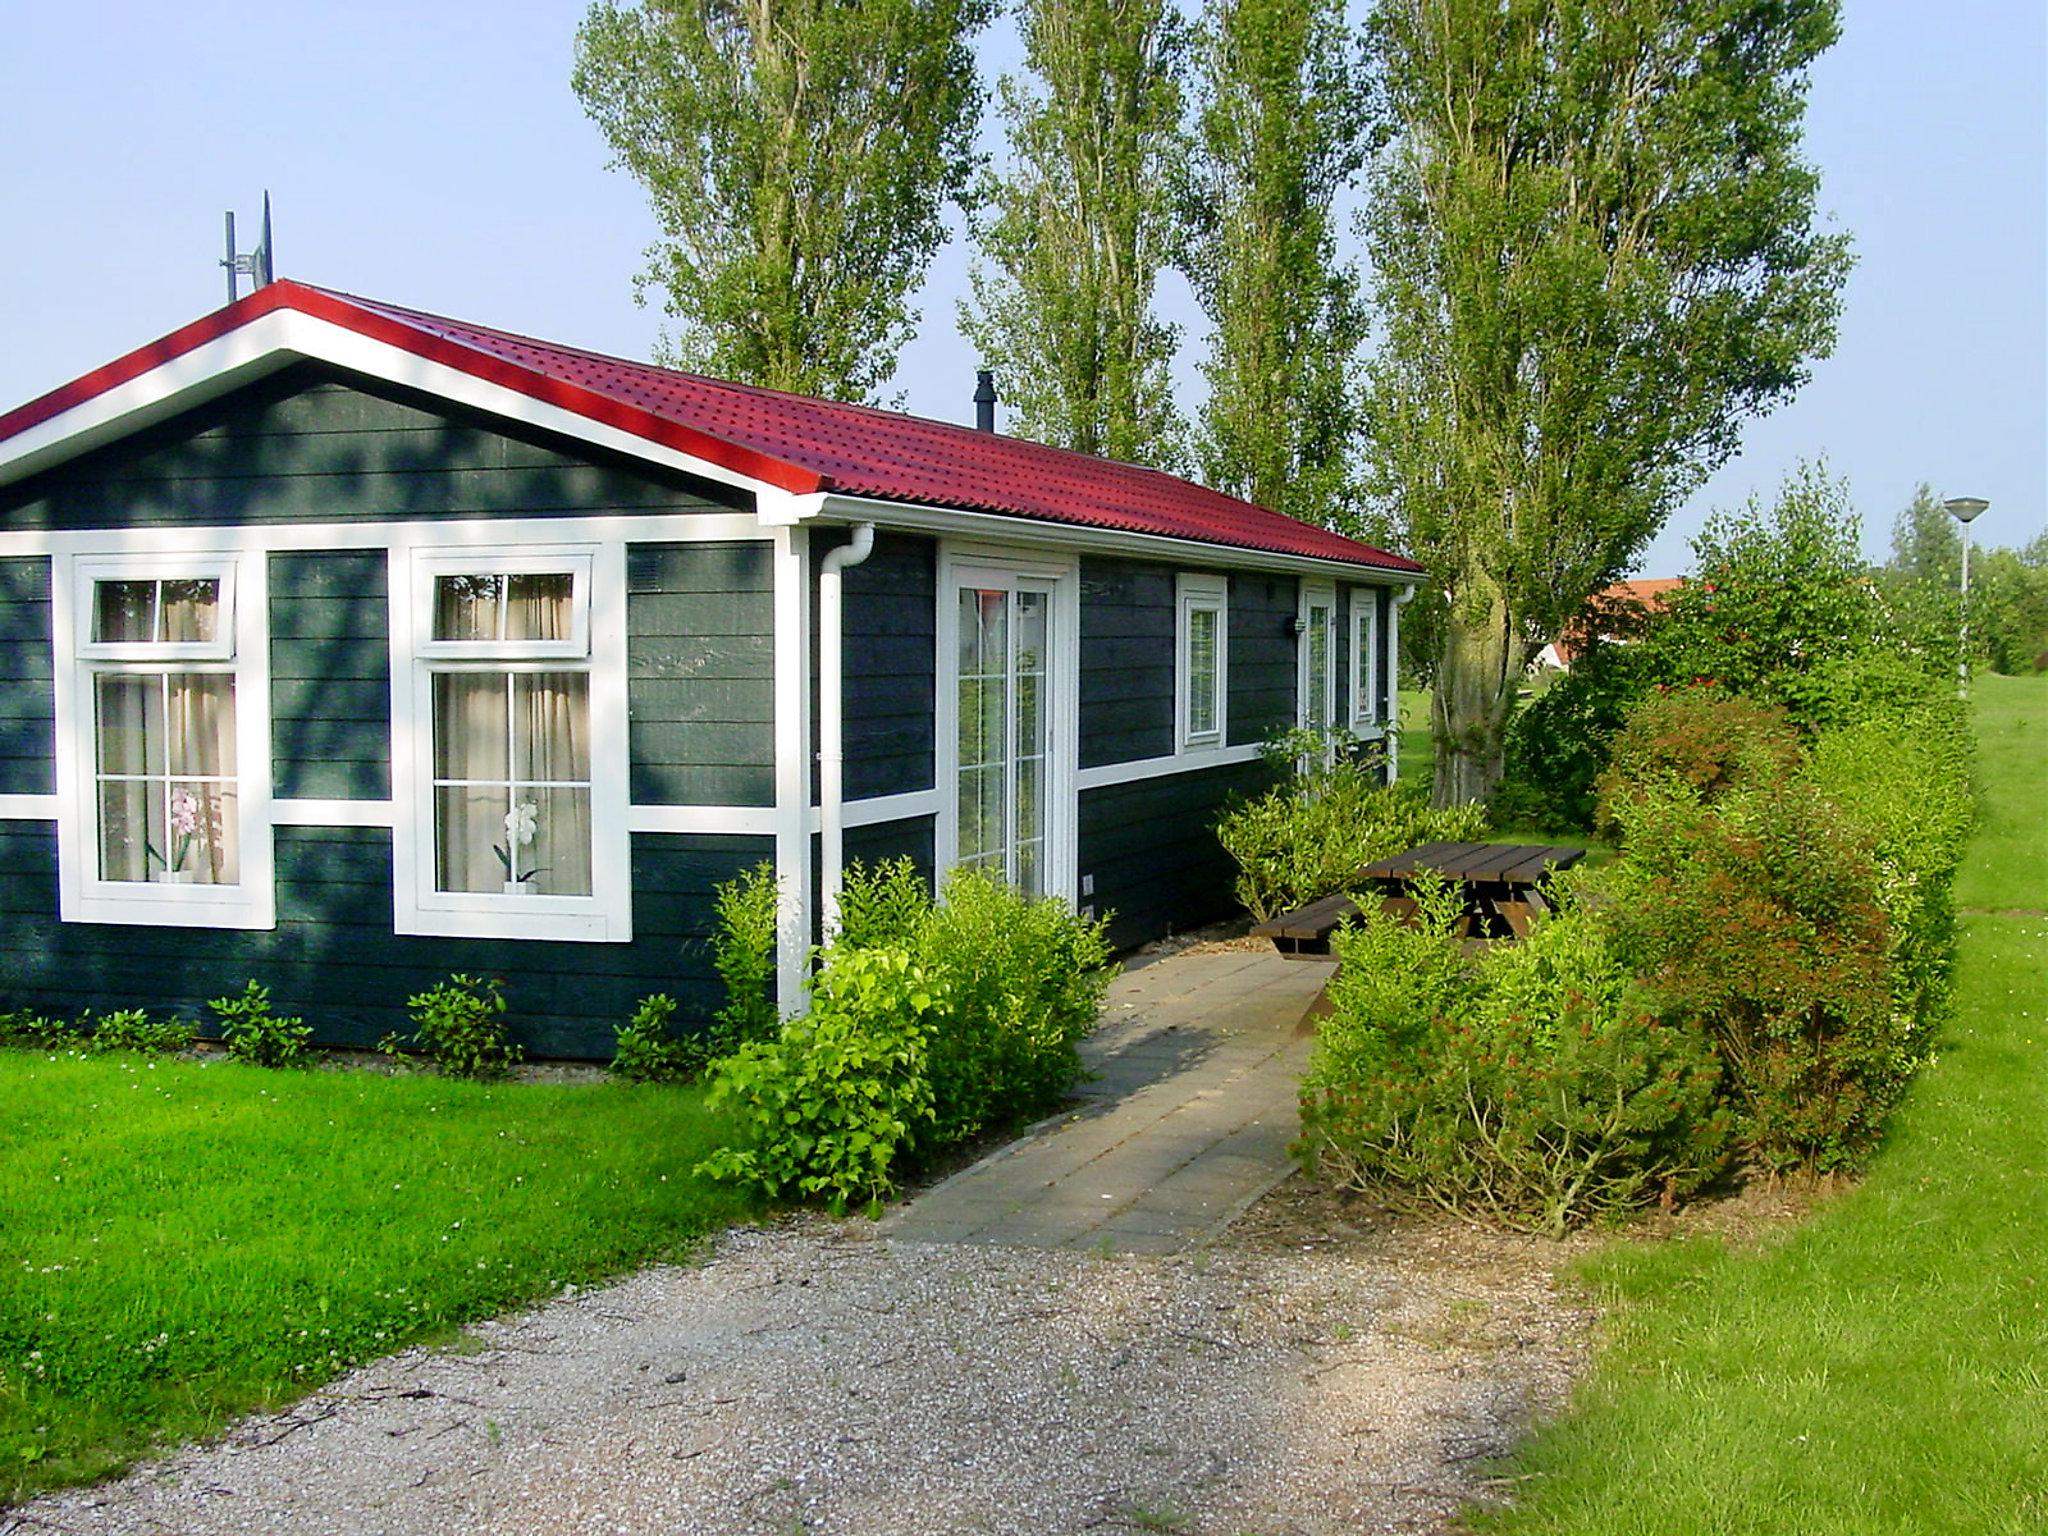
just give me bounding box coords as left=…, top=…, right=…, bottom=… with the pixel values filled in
left=1944, top=496, right=1990, bottom=700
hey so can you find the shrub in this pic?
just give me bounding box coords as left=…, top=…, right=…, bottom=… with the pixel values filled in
left=391, top=975, right=521, bottom=1079
left=1594, top=686, right=1804, bottom=837
left=835, top=856, right=933, bottom=950
left=1302, top=894, right=1729, bottom=1235
left=710, top=862, right=780, bottom=1055
left=85, top=1007, right=194, bottom=1055
left=1218, top=748, right=1486, bottom=921
left=610, top=993, right=693, bottom=1083
left=917, top=867, right=1114, bottom=1149
left=0, top=1009, right=80, bottom=1050
left=208, top=981, right=312, bottom=1069
left=696, top=947, right=942, bottom=1213
left=1602, top=777, right=1901, bottom=1173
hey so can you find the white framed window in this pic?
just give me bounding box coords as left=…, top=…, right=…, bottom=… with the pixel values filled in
left=394, top=545, right=631, bottom=943
left=1176, top=573, right=1228, bottom=751
left=54, top=551, right=274, bottom=929
left=1298, top=582, right=1337, bottom=735
left=1349, top=588, right=1381, bottom=730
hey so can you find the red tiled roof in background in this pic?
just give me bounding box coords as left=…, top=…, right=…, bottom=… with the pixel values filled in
left=0, top=282, right=1421, bottom=575
left=1549, top=578, right=1685, bottom=667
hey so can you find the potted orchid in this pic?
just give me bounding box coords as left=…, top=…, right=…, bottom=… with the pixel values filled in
left=148, top=786, right=202, bottom=884
left=494, top=800, right=545, bottom=893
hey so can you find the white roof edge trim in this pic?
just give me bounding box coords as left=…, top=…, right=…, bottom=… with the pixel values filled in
left=813, top=491, right=1424, bottom=584
left=0, top=308, right=795, bottom=510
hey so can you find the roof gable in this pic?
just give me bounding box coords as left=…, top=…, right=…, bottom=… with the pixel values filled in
left=0, top=282, right=1421, bottom=575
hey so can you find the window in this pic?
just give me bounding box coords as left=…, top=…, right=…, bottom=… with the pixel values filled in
left=1299, top=582, right=1336, bottom=735
left=1349, top=589, right=1380, bottom=730
left=398, top=548, right=628, bottom=942
left=1176, top=574, right=1228, bottom=750
left=57, top=553, right=272, bottom=929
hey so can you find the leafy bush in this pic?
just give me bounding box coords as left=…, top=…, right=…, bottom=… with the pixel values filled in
left=0, top=1009, right=80, bottom=1050
left=1602, top=776, right=1901, bottom=1173
left=710, top=862, right=780, bottom=1055
left=85, top=1008, right=194, bottom=1056
left=1302, top=889, right=1729, bottom=1235
left=610, top=993, right=692, bottom=1083
left=917, top=868, right=1115, bottom=1148
left=389, top=975, right=522, bottom=1079
left=696, top=947, right=942, bottom=1212
left=208, top=981, right=312, bottom=1069
left=1218, top=748, right=1485, bottom=921
left=1594, top=686, right=1804, bottom=837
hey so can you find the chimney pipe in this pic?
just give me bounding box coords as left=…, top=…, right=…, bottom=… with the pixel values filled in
left=973, top=369, right=998, bottom=432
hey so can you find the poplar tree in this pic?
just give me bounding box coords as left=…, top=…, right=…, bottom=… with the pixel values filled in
left=574, top=0, right=991, bottom=403
left=960, top=0, right=1187, bottom=465
left=1359, top=0, right=1851, bottom=805
left=1178, top=0, right=1369, bottom=525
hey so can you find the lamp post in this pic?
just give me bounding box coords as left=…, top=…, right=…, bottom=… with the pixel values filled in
left=1944, top=496, right=1989, bottom=699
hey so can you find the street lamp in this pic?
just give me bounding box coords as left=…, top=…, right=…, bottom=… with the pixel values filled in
left=1944, top=496, right=1989, bottom=699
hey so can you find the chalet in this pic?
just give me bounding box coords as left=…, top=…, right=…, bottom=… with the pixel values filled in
left=0, top=282, right=1421, bottom=1056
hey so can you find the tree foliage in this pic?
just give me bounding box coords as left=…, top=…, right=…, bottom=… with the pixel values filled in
left=1882, top=483, right=2048, bottom=676
left=1177, top=0, right=1370, bottom=525
left=1357, top=0, right=1852, bottom=805
left=960, top=0, right=1187, bottom=464
left=574, top=0, right=991, bottom=402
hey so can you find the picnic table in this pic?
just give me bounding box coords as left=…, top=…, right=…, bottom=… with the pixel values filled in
left=1250, top=841, right=1586, bottom=958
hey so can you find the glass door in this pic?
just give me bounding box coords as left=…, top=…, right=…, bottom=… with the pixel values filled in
left=956, top=582, right=1050, bottom=897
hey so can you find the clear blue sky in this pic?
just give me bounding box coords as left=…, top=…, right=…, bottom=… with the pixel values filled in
left=3, top=0, right=2040, bottom=572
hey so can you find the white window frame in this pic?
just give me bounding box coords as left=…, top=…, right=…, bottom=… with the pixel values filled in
left=53, top=548, right=275, bottom=930
left=1298, top=581, right=1337, bottom=735
left=392, top=542, right=632, bottom=943
left=1175, top=573, right=1228, bottom=752
left=1349, top=587, right=1381, bottom=731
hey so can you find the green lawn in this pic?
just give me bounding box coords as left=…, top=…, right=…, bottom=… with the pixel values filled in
left=1479, top=674, right=2048, bottom=1535
left=0, top=1061, right=748, bottom=1501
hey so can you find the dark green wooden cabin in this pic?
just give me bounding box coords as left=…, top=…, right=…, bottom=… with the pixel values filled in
left=0, top=283, right=1422, bottom=1057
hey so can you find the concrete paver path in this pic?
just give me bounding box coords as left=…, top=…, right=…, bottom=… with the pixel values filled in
left=885, top=948, right=1336, bottom=1254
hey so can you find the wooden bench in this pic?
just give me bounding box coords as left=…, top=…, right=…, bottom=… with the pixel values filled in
left=1250, top=842, right=1585, bottom=957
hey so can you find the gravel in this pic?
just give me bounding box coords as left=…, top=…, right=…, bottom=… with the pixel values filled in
left=11, top=1186, right=1594, bottom=1536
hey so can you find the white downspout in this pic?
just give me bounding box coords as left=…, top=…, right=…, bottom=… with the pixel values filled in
left=818, top=523, right=876, bottom=938
left=1387, top=584, right=1416, bottom=783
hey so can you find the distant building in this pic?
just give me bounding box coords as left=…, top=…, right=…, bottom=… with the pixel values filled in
left=1530, top=578, right=1684, bottom=674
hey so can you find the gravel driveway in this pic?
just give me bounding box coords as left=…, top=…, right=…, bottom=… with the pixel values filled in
left=13, top=1187, right=1592, bottom=1536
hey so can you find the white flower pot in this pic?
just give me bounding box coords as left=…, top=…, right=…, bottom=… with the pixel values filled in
left=154, top=869, right=196, bottom=886
left=503, top=880, right=530, bottom=895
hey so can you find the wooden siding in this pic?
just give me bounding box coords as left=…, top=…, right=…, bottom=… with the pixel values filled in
left=1227, top=572, right=1298, bottom=745
left=810, top=532, right=936, bottom=802
left=1078, top=556, right=1176, bottom=768
left=1078, top=758, right=1276, bottom=950
left=0, top=557, right=52, bottom=796
left=269, top=550, right=391, bottom=800
left=0, top=821, right=768, bottom=1059
left=0, top=363, right=748, bottom=530
left=629, top=542, right=776, bottom=806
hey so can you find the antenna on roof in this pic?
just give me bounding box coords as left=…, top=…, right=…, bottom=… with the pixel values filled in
left=220, top=192, right=276, bottom=303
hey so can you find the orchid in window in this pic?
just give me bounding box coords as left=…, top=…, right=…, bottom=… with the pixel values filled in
left=494, top=800, right=546, bottom=887
left=147, top=786, right=202, bottom=876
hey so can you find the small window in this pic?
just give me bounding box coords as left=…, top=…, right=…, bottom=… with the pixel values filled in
left=1350, top=590, right=1380, bottom=729
left=80, top=571, right=235, bottom=661
left=1176, top=575, right=1228, bottom=750
left=1299, top=583, right=1336, bottom=734
left=418, top=561, right=590, bottom=660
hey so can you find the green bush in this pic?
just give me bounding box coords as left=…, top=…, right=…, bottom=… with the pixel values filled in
left=709, top=862, right=780, bottom=1055
left=1218, top=749, right=1485, bottom=921
left=389, top=975, right=522, bottom=1079
left=696, top=947, right=942, bottom=1212
left=85, top=1008, right=194, bottom=1056
left=0, top=1009, right=80, bottom=1050
left=208, top=981, right=312, bottom=1069
left=917, top=867, right=1115, bottom=1148
left=610, top=993, right=693, bottom=1083
left=1302, top=890, right=1729, bottom=1235
left=1602, top=777, right=1901, bottom=1173
left=1594, top=686, right=1805, bottom=837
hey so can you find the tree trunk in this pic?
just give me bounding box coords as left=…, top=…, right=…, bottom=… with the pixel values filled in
left=1431, top=566, right=1520, bottom=807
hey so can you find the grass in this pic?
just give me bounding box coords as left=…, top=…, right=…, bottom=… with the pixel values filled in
left=1955, top=672, right=2047, bottom=912
left=1477, top=673, right=2048, bottom=1536
left=0, top=1059, right=749, bottom=1501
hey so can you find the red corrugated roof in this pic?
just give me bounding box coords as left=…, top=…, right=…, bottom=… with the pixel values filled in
left=0, top=281, right=1422, bottom=574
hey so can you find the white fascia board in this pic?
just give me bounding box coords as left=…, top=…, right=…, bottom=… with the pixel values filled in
left=0, top=310, right=799, bottom=512
left=811, top=491, right=1424, bottom=586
